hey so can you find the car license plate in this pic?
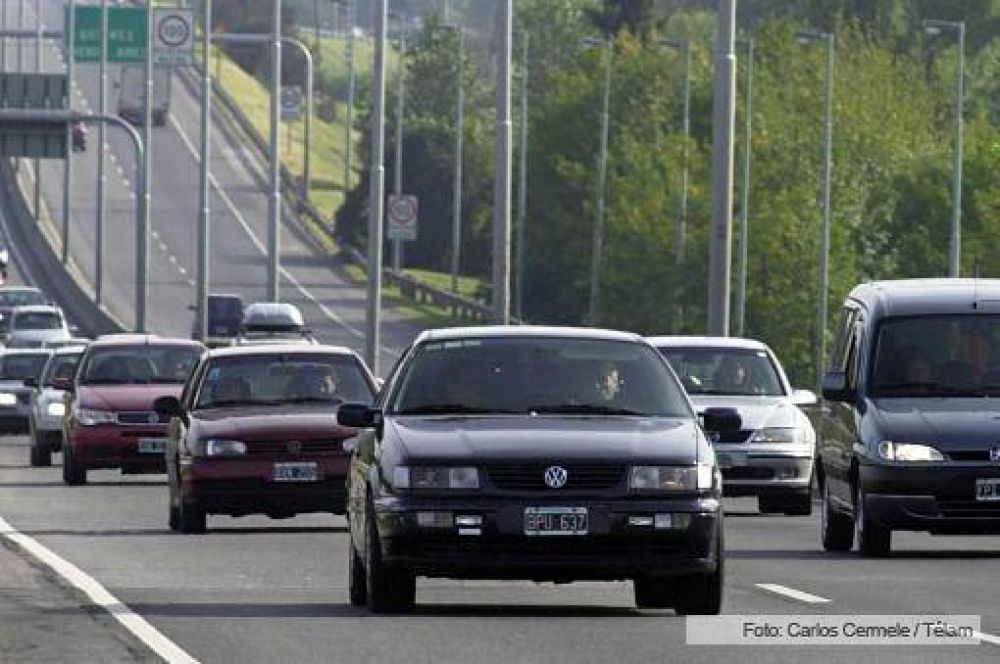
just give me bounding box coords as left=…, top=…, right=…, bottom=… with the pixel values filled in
left=975, top=479, right=1000, bottom=502
left=272, top=462, right=318, bottom=482
left=717, top=451, right=747, bottom=469
left=524, top=506, right=588, bottom=536
left=137, top=438, right=166, bottom=454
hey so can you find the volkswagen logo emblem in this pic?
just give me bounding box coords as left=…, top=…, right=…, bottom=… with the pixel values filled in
left=544, top=465, right=568, bottom=489
left=991, top=446, right=1000, bottom=463
left=287, top=440, right=303, bottom=455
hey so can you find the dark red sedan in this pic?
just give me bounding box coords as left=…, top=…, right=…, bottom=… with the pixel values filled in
left=156, top=344, right=376, bottom=533
left=62, top=335, right=204, bottom=485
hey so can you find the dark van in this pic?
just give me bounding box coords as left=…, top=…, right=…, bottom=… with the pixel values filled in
left=196, top=294, right=243, bottom=348
left=819, top=279, right=1000, bottom=557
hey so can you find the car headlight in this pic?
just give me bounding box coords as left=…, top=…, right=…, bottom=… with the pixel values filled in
left=749, top=427, right=803, bottom=444
left=46, top=401, right=66, bottom=418
left=204, top=439, right=247, bottom=457
left=0, top=392, right=16, bottom=406
left=630, top=465, right=714, bottom=492
left=392, top=466, right=480, bottom=490
left=75, top=408, right=116, bottom=426
left=877, top=441, right=944, bottom=462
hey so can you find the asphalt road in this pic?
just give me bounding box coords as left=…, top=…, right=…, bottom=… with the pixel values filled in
left=1, top=432, right=998, bottom=664
left=22, top=1, right=416, bottom=372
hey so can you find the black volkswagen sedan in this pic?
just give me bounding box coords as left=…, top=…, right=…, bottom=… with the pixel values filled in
left=338, top=327, right=739, bottom=614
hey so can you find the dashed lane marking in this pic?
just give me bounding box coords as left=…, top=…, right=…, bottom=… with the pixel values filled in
left=755, top=583, right=832, bottom=604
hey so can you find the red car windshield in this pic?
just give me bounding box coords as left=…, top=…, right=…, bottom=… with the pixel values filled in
left=80, top=346, right=201, bottom=385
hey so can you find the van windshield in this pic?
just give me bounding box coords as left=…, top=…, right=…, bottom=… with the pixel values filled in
left=871, top=315, right=1000, bottom=397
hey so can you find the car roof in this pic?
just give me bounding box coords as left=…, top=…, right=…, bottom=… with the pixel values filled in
left=11, top=305, right=61, bottom=314
left=51, top=345, right=87, bottom=356
left=0, top=347, right=52, bottom=356
left=0, top=286, right=42, bottom=293
left=849, top=278, right=1000, bottom=318
left=87, top=334, right=204, bottom=349
left=415, top=325, right=646, bottom=344
left=207, top=343, right=360, bottom=359
left=646, top=335, right=772, bottom=352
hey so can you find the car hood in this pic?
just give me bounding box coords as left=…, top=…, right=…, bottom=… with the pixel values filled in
left=192, top=406, right=357, bottom=441
left=688, top=395, right=804, bottom=430
left=385, top=415, right=704, bottom=464
left=78, top=384, right=183, bottom=411
left=871, top=398, right=1000, bottom=450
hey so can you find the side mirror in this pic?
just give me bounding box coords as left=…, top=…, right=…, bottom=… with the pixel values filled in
left=154, top=396, right=185, bottom=420
left=821, top=372, right=854, bottom=403
left=69, top=324, right=80, bottom=335
left=790, top=389, right=818, bottom=406
left=337, top=403, right=382, bottom=428
left=23, top=377, right=38, bottom=388
left=702, top=407, right=742, bottom=434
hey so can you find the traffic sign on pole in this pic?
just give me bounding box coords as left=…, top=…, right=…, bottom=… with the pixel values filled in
left=387, top=194, right=418, bottom=241
left=280, top=85, right=302, bottom=122
left=68, top=6, right=148, bottom=64
left=153, top=9, right=194, bottom=67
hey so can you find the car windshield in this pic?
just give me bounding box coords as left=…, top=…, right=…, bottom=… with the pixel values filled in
left=389, top=336, right=691, bottom=417
left=657, top=347, right=784, bottom=397
left=80, top=345, right=201, bottom=385
left=0, top=290, right=45, bottom=307
left=195, top=353, right=374, bottom=409
left=0, top=353, right=49, bottom=381
left=13, top=312, right=63, bottom=331
left=871, top=315, right=1000, bottom=397
left=43, top=353, right=82, bottom=385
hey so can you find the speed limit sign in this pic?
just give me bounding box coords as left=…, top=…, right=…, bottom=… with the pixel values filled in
left=387, top=195, right=418, bottom=241
left=153, top=9, right=194, bottom=66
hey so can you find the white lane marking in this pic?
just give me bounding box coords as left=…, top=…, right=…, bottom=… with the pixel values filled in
left=178, top=266, right=187, bottom=276
left=974, top=631, right=1000, bottom=647
left=755, top=583, right=832, bottom=604
left=151, top=230, right=160, bottom=239
left=187, top=279, right=196, bottom=287
left=0, top=516, right=199, bottom=664
left=159, top=242, right=169, bottom=252
left=168, top=255, right=178, bottom=265
left=168, top=114, right=399, bottom=357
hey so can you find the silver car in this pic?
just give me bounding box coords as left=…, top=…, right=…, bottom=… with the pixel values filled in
left=649, top=336, right=817, bottom=516
left=0, top=348, right=52, bottom=435
left=5, top=305, right=71, bottom=348
left=28, top=345, right=86, bottom=467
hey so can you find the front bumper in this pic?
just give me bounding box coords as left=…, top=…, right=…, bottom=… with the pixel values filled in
left=861, top=462, right=1000, bottom=534
left=68, top=424, right=167, bottom=473
left=715, top=443, right=814, bottom=497
left=371, top=495, right=721, bottom=581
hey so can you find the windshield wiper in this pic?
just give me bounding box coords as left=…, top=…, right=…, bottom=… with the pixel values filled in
left=396, top=404, right=507, bottom=415
left=528, top=404, right=646, bottom=416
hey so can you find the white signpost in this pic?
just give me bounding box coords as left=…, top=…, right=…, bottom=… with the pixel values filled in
left=387, top=194, right=418, bottom=241
left=153, top=9, right=194, bottom=67
left=280, top=86, right=303, bottom=122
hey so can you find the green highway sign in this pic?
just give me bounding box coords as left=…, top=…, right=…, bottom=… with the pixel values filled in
left=67, top=6, right=148, bottom=64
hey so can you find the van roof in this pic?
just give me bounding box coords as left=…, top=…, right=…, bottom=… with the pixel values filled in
left=849, top=279, right=1000, bottom=318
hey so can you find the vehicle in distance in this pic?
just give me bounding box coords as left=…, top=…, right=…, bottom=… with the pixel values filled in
left=195, top=294, right=244, bottom=348
left=339, top=326, right=738, bottom=614
left=27, top=345, right=86, bottom=467
left=0, top=348, right=51, bottom=434
left=650, top=336, right=818, bottom=516
left=62, top=336, right=203, bottom=485
left=117, top=64, right=171, bottom=126
left=236, top=302, right=316, bottom=346
left=0, top=286, right=47, bottom=308
left=5, top=305, right=71, bottom=348
left=821, top=279, right=1000, bottom=557
left=158, top=344, right=377, bottom=533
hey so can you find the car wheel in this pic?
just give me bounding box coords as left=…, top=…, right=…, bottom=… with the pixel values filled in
left=62, top=444, right=87, bottom=486
left=854, top=486, right=890, bottom=557
left=178, top=499, right=207, bottom=534
left=364, top=502, right=415, bottom=613
left=783, top=490, right=813, bottom=516
left=820, top=480, right=853, bottom=552
left=348, top=536, right=368, bottom=607
left=633, top=577, right=675, bottom=609
left=29, top=439, right=51, bottom=467
left=757, top=495, right=782, bottom=514
left=673, top=529, right=724, bottom=616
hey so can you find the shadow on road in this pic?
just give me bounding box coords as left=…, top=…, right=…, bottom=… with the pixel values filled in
left=114, top=602, right=650, bottom=619
left=728, top=548, right=1000, bottom=560
left=0, top=481, right=167, bottom=488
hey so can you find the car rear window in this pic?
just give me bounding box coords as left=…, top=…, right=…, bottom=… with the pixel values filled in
left=80, top=345, right=201, bottom=385
left=0, top=290, right=45, bottom=307
left=0, top=353, right=49, bottom=381
left=14, top=312, right=62, bottom=330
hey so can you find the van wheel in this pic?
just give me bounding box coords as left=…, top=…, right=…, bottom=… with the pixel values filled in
left=178, top=501, right=206, bottom=534
left=821, top=480, right=853, bottom=551
left=854, top=486, right=890, bottom=557
left=673, top=530, right=724, bottom=615
left=364, top=502, right=415, bottom=613
left=633, top=577, right=675, bottom=609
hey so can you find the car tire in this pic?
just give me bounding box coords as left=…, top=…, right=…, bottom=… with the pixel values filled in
left=364, top=502, right=415, bottom=613
left=29, top=439, right=51, bottom=467
left=783, top=490, right=813, bottom=516
left=854, top=486, right=890, bottom=557
left=62, top=444, right=87, bottom=486
left=633, top=577, right=675, bottom=609
left=348, top=536, right=368, bottom=607
left=757, top=495, right=782, bottom=514
left=820, top=480, right=853, bottom=552
left=178, top=500, right=207, bottom=534
left=673, top=530, right=724, bottom=616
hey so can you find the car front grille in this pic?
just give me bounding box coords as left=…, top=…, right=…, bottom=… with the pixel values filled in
left=116, top=411, right=169, bottom=425
left=244, top=439, right=344, bottom=456
left=486, top=464, right=625, bottom=491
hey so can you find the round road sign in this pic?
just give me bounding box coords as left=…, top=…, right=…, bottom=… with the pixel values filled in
left=157, top=13, right=191, bottom=49
left=389, top=196, right=417, bottom=226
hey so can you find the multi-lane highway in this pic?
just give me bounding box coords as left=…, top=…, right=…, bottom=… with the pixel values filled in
left=2, top=432, right=999, bottom=663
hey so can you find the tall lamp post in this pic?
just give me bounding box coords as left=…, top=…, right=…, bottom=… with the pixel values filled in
left=924, top=19, right=965, bottom=278
left=736, top=36, right=754, bottom=337
left=493, top=0, right=513, bottom=325
left=659, top=37, right=691, bottom=333
left=797, top=30, right=835, bottom=389
left=366, top=0, right=388, bottom=374
left=581, top=36, right=612, bottom=326
left=390, top=10, right=406, bottom=271
left=514, top=32, right=529, bottom=321
left=444, top=23, right=465, bottom=295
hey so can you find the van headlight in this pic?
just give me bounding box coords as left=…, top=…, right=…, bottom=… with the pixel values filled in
left=749, top=427, right=803, bottom=444
left=877, top=441, right=944, bottom=462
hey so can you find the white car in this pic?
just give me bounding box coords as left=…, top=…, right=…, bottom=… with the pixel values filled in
left=28, top=345, right=86, bottom=467
left=6, top=305, right=71, bottom=348
left=648, top=336, right=818, bottom=515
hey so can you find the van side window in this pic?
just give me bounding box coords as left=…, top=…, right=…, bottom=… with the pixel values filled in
left=845, top=321, right=863, bottom=390
left=829, top=307, right=858, bottom=373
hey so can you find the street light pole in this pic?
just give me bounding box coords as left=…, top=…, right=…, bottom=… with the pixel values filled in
left=391, top=11, right=406, bottom=272
left=583, top=36, right=612, bottom=326
left=32, top=0, right=41, bottom=222
left=62, top=0, right=75, bottom=264
left=343, top=0, right=355, bottom=218
left=449, top=26, right=465, bottom=295
left=96, top=0, right=108, bottom=307
left=736, top=36, right=754, bottom=337
left=514, top=32, right=529, bottom=321
left=267, top=0, right=282, bottom=302
left=137, top=0, right=154, bottom=332
left=366, top=0, right=387, bottom=374
left=798, top=30, right=835, bottom=390
left=924, top=19, right=965, bottom=278
left=493, top=0, right=513, bottom=325
left=196, top=0, right=213, bottom=342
